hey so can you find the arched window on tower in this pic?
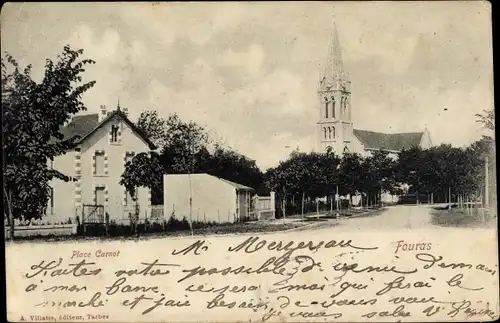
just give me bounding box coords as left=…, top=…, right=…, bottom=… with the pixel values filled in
left=343, top=97, right=348, bottom=113
left=332, top=126, right=336, bottom=138
left=324, top=97, right=329, bottom=118
left=331, top=96, right=336, bottom=118
left=323, top=127, right=327, bottom=139
left=328, top=127, right=332, bottom=139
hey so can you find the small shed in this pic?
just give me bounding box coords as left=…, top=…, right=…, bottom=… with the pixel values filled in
left=164, top=174, right=255, bottom=224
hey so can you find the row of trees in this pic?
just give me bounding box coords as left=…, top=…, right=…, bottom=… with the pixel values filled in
left=265, top=137, right=493, bottom=215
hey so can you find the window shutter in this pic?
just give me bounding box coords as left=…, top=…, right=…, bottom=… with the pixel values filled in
left=118, top=122, right=122, bottom=143
left=104, top=152, right=108, bottom=176
left=92, top=154, right=96, bottom=175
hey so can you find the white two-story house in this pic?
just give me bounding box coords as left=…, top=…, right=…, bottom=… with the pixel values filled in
left=46, top=104, right=157, bottom=224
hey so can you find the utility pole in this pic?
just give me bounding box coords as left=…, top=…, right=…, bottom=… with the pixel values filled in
left=188, top=134, right=194, bottom=236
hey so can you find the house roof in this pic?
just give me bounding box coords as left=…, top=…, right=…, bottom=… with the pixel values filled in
left=353, top=129, right=424, bottom=152
left=218, top=177, right=255, bottom=192
left=55, top=110, right=156, bottom=150
left=166, top=173, right=255, bottom=191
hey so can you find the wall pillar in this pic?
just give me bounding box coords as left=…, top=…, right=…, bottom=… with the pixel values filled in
left=74, top=147, right=82, bottom=220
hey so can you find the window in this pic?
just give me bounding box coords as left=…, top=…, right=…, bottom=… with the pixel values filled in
left=323, top=127, right=327, bottom=139
left=332, top=126, right=336, bottom=138
left=324, top=97, right=329, bottom=118
left=95, top=186, right=105, bottom=206
left=110, top=125, right=119, bottom=142
left=95, top=151, right=105, bottom=175
left=331, top=97, right=336, bottom=118
left=328, top=127, right=332, bottom=139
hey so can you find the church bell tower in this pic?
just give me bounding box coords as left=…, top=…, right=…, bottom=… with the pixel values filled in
left=317, top=18, right=353, bottom=155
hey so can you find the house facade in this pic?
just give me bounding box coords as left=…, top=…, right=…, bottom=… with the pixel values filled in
left=46, top=104, right=157, bottom=223
left=316, top=19, right=432, bottom=157
left=164, top=173, right=255, bottom=224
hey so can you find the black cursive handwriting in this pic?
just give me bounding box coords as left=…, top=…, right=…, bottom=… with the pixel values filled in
left=228, top=237, right=377, bottom=258
left=376, top=276, right=432, bottom=296
left=172, top=240, right=209, bottom=256
left=446, top=273, right=484, bottom=291
left=415, top=253, right=474, bottom=270
left=26, top=259, right=101, bottom=278
left=177, top=253, right=296, bottom=283
left=332, top=261, right=417, bottom=275
left=114, top=260, right=180, bottom=277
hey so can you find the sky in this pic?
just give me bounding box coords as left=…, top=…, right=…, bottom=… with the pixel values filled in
left=1, top=2, right=493, bottom=170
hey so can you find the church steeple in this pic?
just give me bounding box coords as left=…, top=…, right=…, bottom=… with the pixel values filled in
left=319, top=17, right=349, bottom=92
left=316, top=16, right=353, bottom=155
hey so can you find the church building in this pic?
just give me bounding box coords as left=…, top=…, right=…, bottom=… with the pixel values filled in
left=316, top=20, right=432, bottom=159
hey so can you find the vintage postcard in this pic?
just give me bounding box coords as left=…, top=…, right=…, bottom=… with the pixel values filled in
left=2, top=1, right=498, bottom=322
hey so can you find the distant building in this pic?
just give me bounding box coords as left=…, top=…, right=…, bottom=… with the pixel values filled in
left=316, top=19, right=432, bottom=158
left=47, top=103, right=157, bottom=223
left=164, top=173, right=255, bottom=224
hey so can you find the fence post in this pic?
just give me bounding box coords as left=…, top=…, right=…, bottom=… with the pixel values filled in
left=105, top=213, right=109, bottom=236
left=81, top=207, right=86, bottom=236
left=270, top=191, right=276, bottom=218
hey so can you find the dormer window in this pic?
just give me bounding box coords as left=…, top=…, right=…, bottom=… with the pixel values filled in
left=111, top=125, right=119, bottom=142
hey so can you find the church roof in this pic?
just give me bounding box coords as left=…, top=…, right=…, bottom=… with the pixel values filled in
left=54, top=110, right=156, bottom=150
left=353, top=129, right=424, bottom=152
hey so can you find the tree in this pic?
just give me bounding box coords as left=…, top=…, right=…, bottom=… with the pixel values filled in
left=120, top=152, right=164, bottom=205
left=206, top=146, right=264, bottom=191
left=160, top=113, right=209, bottom=174
left=476, top=109, right=495, bottom=133
left=338, top=153, right=364, bottom=201
left=2, top=46, right=96, bottom=238
left=136, top=110, right=167, bottom=149
left=361, top=151, right=397, bottom=205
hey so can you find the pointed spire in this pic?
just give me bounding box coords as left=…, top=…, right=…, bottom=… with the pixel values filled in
left=117, top=98, right=121, bottom=111
left=320, top=15, right=348, bottom=90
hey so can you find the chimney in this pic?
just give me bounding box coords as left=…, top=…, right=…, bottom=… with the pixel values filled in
left=122, top=106, right=128, bottom=116
left=99, top=105, right=107, bottom=122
